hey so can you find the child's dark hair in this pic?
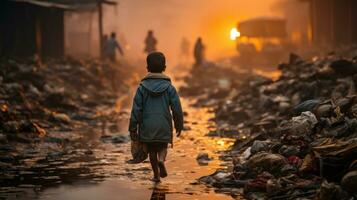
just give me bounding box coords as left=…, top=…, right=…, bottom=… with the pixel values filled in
left=147, top=52, right=166, bottom=73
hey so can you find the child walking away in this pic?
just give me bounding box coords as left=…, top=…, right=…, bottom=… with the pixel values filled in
left=129, top=52, right=184, bottom=183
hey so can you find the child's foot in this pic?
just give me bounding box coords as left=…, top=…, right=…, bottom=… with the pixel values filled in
left=158, top=161, right=168, bottom=178
left=150, top=177, right=161, bottom=183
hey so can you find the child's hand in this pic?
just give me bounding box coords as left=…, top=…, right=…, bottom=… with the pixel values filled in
left=130, top=131, right=138, bottom=140
left=176, top=130, right=182, bottom=137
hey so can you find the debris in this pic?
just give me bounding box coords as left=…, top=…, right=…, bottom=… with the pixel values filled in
left=101, top=135, right=128, bottom=144
left=244, top=172, right=274, bottom=193
left=250, top=140, right=272, bottom=155
left=319, top=180, right=351, bottom=200
left=190, top=52, right=357, bottom=199
left=0, top=57, right=131, bottom=189
left=246, top=153, right=286, bottom=175
left=196, top=152, right=213, bottom=165
left=340, top=170, right=357, bottom=194
left=290, top=111, right=318, bottom=135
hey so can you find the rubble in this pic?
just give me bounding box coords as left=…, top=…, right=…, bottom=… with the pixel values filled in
left=182, top=52, right=357, bottom=199
left=341, top=170, right=357, bottom=194
left=101, top=134, right=128, bottom=144
left=0, top=57, right=130, bottom=189
left=196, top=152, right=213, bottom=165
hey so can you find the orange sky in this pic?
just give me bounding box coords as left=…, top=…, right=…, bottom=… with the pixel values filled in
left=103, top=0, right=283, bottom=65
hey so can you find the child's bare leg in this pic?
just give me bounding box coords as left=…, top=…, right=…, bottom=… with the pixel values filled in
left=149, top=151, right=160, bottom=182
left=158, top=148, right=168, bottom=178
left=158, top=148, right=167, bottom=162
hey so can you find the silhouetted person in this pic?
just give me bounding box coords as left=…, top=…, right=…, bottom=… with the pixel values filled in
left=194, top=37, right=205, bottom=66
left=144, top=30, right=158, bottom=54
left=105, top=32, right=124, bottom=62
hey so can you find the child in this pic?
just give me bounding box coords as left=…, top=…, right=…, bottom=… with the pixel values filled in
left=129, top=52, right=184, bottom=183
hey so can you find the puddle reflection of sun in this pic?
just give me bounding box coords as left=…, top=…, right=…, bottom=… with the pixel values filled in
left=216, top=140, right=225, bottom=146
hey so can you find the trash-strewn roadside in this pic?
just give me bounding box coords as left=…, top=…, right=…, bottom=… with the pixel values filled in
left=0, top=58, right=130, bottom=188
left=181, top=52, right=357, bottom=199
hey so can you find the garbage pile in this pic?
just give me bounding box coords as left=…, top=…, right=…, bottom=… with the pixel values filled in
left=180, top=62, right=252, bottom=106
left=183, top=53, right=357, bottom=199
left=0, top=57, right=127, bottom=159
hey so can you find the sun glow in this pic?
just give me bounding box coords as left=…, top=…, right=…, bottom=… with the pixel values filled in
left=230, top=27, right=241, bottom=40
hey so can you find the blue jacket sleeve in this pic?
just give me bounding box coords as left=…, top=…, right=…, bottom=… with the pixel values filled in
left=129, top=87, right=143, bottom=132
left=169, top=86, right=184, bottom=132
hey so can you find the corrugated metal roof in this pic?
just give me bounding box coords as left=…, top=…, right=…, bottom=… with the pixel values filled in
left=10, top=0, right=117, bottom=10
left=13, top=0, right=72, bottom=9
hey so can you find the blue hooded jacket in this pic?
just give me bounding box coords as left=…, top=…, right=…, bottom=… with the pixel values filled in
left=129, top=73, right=184, bottom=143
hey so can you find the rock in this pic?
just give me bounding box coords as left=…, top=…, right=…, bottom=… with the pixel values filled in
left=341, top=170, right=357, bottom=194
left=315, top=103, right=334, bottom=118
left=278, top=145, right=300, bottom=157
left=101, top=135, right=128, bottom=144
left=250, top=140, right=271, bottom=155
left=196, top=152, right=212, bottom=165
left=293, top=99, right=321, bottom=115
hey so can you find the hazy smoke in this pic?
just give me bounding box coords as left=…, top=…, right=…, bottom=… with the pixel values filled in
left=102, top=0, right=283, bottom=65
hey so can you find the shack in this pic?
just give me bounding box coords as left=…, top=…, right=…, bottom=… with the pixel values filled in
left=305, top=0, right=357, bottom=47
left=0, top=0, right=116, bottom=59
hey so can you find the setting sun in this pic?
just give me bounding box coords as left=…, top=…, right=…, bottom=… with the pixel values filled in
left=230, top=27, right=240, bottom=40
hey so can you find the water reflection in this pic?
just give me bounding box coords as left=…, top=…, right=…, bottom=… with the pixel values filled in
left=150, top=184, right=168, bottom=200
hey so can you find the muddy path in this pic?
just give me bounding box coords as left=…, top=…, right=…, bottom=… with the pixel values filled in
left=0, top=69, right=243, bottom=200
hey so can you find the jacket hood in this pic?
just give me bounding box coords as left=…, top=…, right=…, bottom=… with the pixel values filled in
left=141, top=73, right=171, bottom=96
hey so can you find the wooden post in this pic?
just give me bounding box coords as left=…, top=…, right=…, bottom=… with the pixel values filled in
left=348, top=0, right=352, bottom=44
left=35, top=15, right=42, bottom=64
left=88, top=12, right=93, bottom=56
left=330, top=0, right=335, bottom=47
left=98, top=0, right=103, bottom=58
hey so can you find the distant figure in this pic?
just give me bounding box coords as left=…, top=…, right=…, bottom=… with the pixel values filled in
left=180, top=37, right=190, bottom=60
left=194, top=37, right=205, bottom=66
left=144, top=30, right=158, bottom=54
left=105, top=32, right=124, bottom=62
left=129, top=52, right=184, bottom=183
